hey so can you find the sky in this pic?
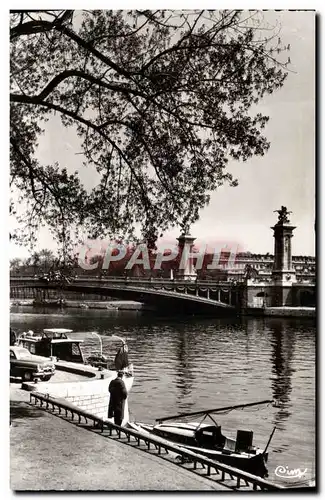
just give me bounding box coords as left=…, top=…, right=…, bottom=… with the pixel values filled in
left=9, top=9, right=316, bottom=259
left=3, top=4, right=322, bottom=497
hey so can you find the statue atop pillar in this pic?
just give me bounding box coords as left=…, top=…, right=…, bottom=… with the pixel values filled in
left=180, top=220, right=191, bottom=236
left=273, top=206, right=292, bottom=225
left=271, top=207, right=296, bottom=294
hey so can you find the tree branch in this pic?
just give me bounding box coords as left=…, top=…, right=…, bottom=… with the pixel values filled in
left=34, top=69, right=149, bottom=101
left=10, top=92, right=151, bottom=211
left=11, top=18, right=133, bottom=80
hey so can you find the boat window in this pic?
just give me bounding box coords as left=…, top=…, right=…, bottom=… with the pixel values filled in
left=72, top=343, right=80, bottom=356
left=202, top=431, right=214, bottom=436
left=10, top=350, right=15, bottom=359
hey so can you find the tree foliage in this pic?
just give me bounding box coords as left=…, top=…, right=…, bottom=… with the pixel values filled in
left=10, top=9, right=290, bottom=249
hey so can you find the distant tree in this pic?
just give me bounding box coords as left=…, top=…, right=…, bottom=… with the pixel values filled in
left=10, top=257, right=22, bottom=274
left=10, top=9, right=290, bottom=248
left=30, top=251, right=40, bottom=274
left=23, top=256, right=31, bottom=267
left=38, top=248, right=56, bottom=271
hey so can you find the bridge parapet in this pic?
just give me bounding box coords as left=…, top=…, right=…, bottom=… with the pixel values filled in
left=10, top=276, right=242, bottom=287
left=10, top=276, right=240, bottom=310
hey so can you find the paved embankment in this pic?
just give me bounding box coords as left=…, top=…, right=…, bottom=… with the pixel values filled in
left=10, top=369, right=88, bottom=388
left=10, top=386, right=227, bottom=491
left=263, top=306, right=316, bottom=317
left=10, top=299, right=145, bottom=310
left=22, top=362, right=132, bottom=424
left=245, top=306, right=315, bottom=318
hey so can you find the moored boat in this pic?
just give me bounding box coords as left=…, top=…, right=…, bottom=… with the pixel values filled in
left=16, top=329, right=133, bottom=375
left=17, top=328, right=85, bottom=363
left=128, top=400, right=275, bottom=478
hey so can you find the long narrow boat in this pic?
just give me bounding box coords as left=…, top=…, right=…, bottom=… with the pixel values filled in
left=128, top=401, right=275, bottom=478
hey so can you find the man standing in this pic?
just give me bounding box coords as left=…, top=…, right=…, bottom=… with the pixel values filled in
left=10, top=328, right=17, bottom=346
left=108, top=371, right=128, bottom=426
left=114, top=342, right=129, bottom=371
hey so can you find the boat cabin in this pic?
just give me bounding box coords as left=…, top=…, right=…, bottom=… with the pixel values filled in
left=195, top=425, right=226, bottom=449
left=18, top=328, right=85, bottom=363
left=195, top=425, right=254, bottom=452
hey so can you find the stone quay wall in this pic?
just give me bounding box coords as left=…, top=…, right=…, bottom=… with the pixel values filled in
left=25, top=369, right=133, bottom=424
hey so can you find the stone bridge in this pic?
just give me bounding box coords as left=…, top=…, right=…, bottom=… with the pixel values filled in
left=10, top=277, right=242, bottom=314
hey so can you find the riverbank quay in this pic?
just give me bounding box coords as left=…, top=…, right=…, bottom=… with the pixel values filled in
left=244, top=306, right=316, bottom=318
left=10, top=298, right=145, bottom=311
left=10, top=384, right=229, bottom=491
left=10, top=359, right=294, bottom=492
left=21, top=361, right=133, bottom=423
left=11, top=298, right=315, bottom=317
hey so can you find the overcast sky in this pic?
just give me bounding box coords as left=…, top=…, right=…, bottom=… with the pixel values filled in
left=9, top=10, right=315, bottom=259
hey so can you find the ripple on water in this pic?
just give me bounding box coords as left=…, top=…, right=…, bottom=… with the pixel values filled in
left=10, top=307, right=316, bottom=482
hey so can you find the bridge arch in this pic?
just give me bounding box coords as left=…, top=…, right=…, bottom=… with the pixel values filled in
left=297, top=289, right=316, bottom=307
left=10, top=278, right=238, bottom=315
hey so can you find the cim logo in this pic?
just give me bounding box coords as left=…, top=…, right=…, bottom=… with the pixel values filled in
left=274, top=465, right=308, bottom=480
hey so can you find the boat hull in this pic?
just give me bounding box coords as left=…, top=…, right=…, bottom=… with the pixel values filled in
left=183, top=444, right=268, bottom=477
left=129, top=422, right=268, bottom=478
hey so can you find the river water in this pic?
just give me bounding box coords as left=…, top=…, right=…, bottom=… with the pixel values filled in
left=10, top=306, right=316, bottom=487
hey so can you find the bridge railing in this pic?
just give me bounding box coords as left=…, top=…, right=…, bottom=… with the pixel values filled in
left=11, top=276, right=242, bottom=286
left=29, top=391, right=284, bottom=491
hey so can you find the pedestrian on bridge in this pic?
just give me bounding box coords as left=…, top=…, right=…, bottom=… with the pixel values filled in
left=108, top=371, right=127, bottom=426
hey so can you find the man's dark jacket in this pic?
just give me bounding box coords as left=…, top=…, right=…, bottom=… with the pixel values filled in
left=109, top=377, right=127, bottom=413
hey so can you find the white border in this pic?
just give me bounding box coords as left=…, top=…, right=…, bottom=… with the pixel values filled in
left=4, top=3, right=321, bottom=499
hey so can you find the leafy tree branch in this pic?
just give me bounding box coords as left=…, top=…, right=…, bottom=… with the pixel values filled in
left=10, top=9, right=290, bottom=251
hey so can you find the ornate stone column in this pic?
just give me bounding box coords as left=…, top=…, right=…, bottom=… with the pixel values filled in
left=271, top=206, right=296, bottom=306
left=176, top=233, right=197, bottom=281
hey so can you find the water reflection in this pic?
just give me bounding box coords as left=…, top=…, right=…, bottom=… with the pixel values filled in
left=175, top=329, right=195, bottom=410
left=10, top=306, right=315, bottom=485
left=269, top=319, right=296, bottom=430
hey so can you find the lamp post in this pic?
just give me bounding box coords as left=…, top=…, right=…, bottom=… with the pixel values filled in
left=91, top=331, right=103, bottom=357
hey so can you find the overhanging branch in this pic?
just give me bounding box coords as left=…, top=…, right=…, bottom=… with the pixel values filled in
left=10, top=92, right=151, bottom=212
left=10, top=17, right=133, bottom=81
left=36, top=69, right=149, bottom=101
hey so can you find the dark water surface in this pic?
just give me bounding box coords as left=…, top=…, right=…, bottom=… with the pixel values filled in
left=10, top=306, right=316, bottom=487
